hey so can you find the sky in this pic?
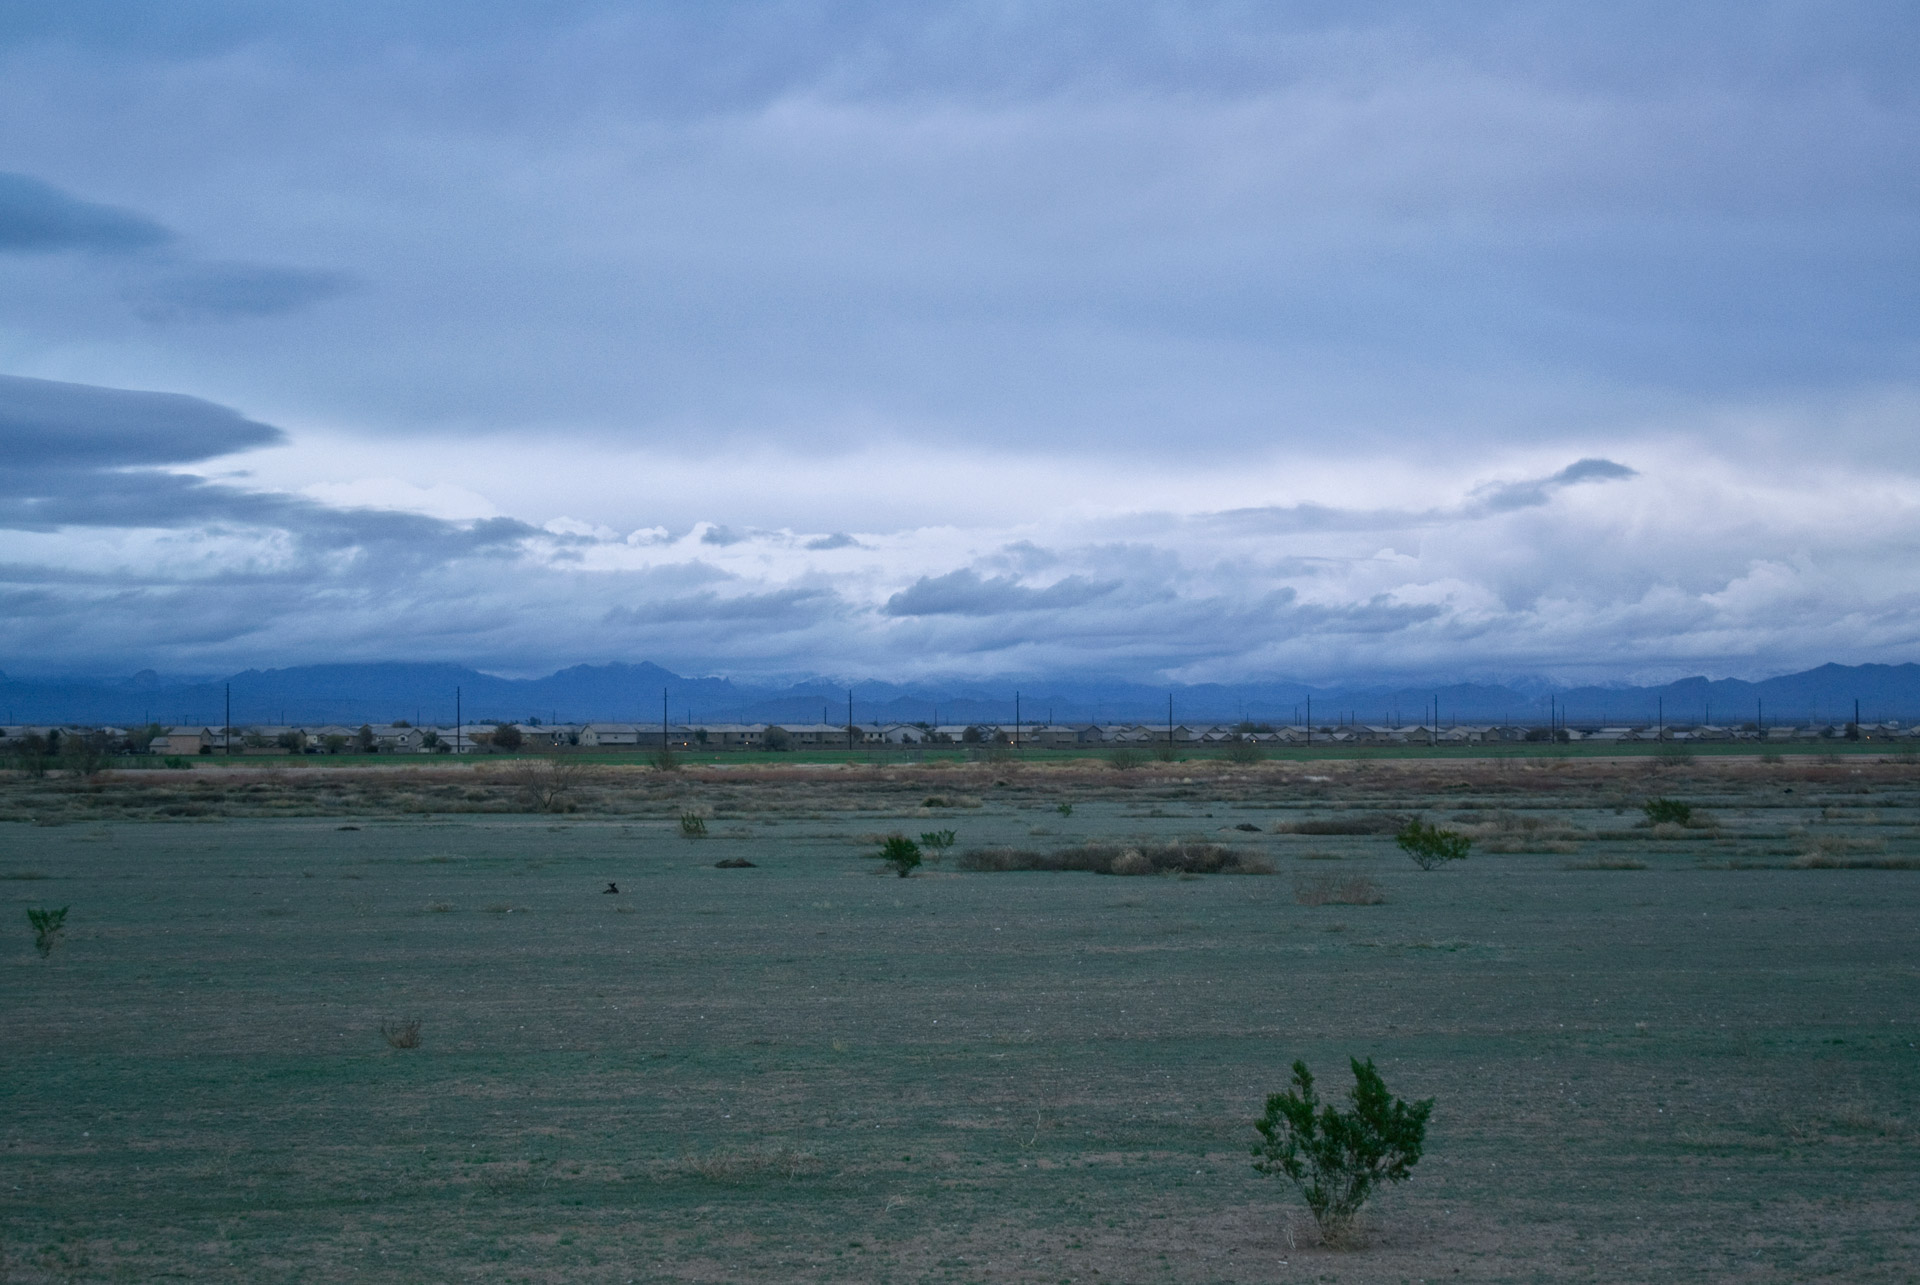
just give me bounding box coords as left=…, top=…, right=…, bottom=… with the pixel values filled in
left=1, top=1, right=1916, bottom=684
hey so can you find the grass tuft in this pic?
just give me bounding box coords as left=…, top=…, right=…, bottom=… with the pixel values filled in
left=1292, top=874, right=1387, bottom=905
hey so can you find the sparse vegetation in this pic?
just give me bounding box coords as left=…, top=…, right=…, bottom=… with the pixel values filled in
left=918, top=828, right=957, bottom=858
left=1108, top=748, right=1144, bottom=771
left=679, top=812, right=708, bottom=837
left=1293, top=874, right=1386, bottom=906
left=3, top=754, right=1918, bottom=1280
left=1395, top=819, right=1471, bottom=869
left=26, top=905, right=68, bottom=957
left=1253, top=1057, right=1432, bottom=1244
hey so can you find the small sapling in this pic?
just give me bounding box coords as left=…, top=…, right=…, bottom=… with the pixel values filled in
left=1253, top=1057, right=1432, bottom=1244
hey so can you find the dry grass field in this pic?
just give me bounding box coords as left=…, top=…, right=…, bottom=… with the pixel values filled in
left=3, top=752, right=1918, bottom=1281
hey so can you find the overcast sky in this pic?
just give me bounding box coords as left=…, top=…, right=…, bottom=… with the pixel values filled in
left=1, top=2, right=1916, bottom=683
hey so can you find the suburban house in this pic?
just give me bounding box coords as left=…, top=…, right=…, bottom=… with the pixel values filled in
left=578, top=723, right=641, bottom=748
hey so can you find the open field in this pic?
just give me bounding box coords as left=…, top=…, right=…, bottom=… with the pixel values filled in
left=4, top=755, right=1919, bottom=1281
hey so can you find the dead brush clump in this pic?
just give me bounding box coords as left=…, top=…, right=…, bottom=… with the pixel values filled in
left=1271, top=812, right=1408, bottom=836
left=1471, top=810, right=1580, bottom=853
left=1563, top=856, right=1648, bottom=870
left=958, top=840, right=1273, bottom=875
left=1792, top=836, right=1919, bottom=869
left=505, top=758, right=588, bottom=813
left=1292, top=874, right=1387, bottom=906
left=380, top=1018, right=422, bottom=1049
left=676, top=1146, right=819, bottom=1183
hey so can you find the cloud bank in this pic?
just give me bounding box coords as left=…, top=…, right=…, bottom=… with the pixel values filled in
left=3, top=374, right=1917, bottom=686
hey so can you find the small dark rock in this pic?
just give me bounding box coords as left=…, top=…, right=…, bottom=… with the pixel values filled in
left=1233, top=822, right=1262, bottom=832
left=714, top=858, right=757, bottom=869
left=337, top=825, right=360, bottom=831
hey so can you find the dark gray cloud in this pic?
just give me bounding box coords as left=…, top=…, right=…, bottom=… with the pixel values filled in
left=884, top=569, right=1119, bottom=617
left=0, top=171, right=172, bottom=255
left=1471, top=458, right=1639, bottom=514
left=0, top=376, right=536, bottom=568
left=0, top=373, right=283, bottom=469
left=805, top=532, right=859, bottom=550
left=0, top=172, right=348, bottom=325
left=127, top=263, right=355, bottom=323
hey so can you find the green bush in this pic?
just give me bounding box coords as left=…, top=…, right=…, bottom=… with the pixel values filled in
left=1395, top=819, right=1471, bottom=869
left=1225, top=737, right=1265, bottom=764
left=1253, top=1057, right=1432, bottom=1243
left=918, top=829, right=957, bottom=854
left=26, top=906, right=68, bottom=958
left=1107, top=748, right=1144, bottom=771
left=679, top=812, right=708, bottom=837
left=1643, top=797, right=1692, bottom=825
left=1056, top=802, right=1074, bottom=817
left=878, top=835, right=922, bottom=878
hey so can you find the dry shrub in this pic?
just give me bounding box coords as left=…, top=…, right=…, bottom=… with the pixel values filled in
left=1792, top=852, right=1920, bottom=869
left=1800, top=835, right=1886, bottom=859
left=1481, top=838, right=1578, bottom=854
left=958, top=840, right=1273, bottom=875
left=1273, top=813, right=1407, bottom=836
left=1564, top=857, right=1648, bottom=870
left=380, top=1018, right=422, bottom=1049
left=1293, top=874, right=1386, bottom=906
left=679, top=1147, right=818, bottom=1183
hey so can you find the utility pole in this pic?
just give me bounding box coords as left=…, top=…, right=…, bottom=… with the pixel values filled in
left=456, top=687, right=462, bottom=753
left=224, top=684, right=231, bottom=758
left=1015, top=692, right=1021, bottom=751
left=1658, top=696, right=1664, bottom=740
left=1305, top=696, right=1311, bottom=747
left=1167, top=692, right=1174, bottom=753
left=664, top=687, right=670, bottom=752
left=847, top=689, right=853, bottom=751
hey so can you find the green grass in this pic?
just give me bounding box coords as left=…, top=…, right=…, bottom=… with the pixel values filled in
left=2, top=762, right=1918, bottom=1280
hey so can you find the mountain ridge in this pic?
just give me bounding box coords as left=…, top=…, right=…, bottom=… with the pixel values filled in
left=4, top=661, right=1918, bottom=726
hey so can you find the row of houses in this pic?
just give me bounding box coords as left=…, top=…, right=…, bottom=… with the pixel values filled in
left=8, top=718, right=1920, bottom=756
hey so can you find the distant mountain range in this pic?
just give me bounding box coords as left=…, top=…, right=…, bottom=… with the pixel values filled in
left=3, top=660, right=1917, bottom=727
